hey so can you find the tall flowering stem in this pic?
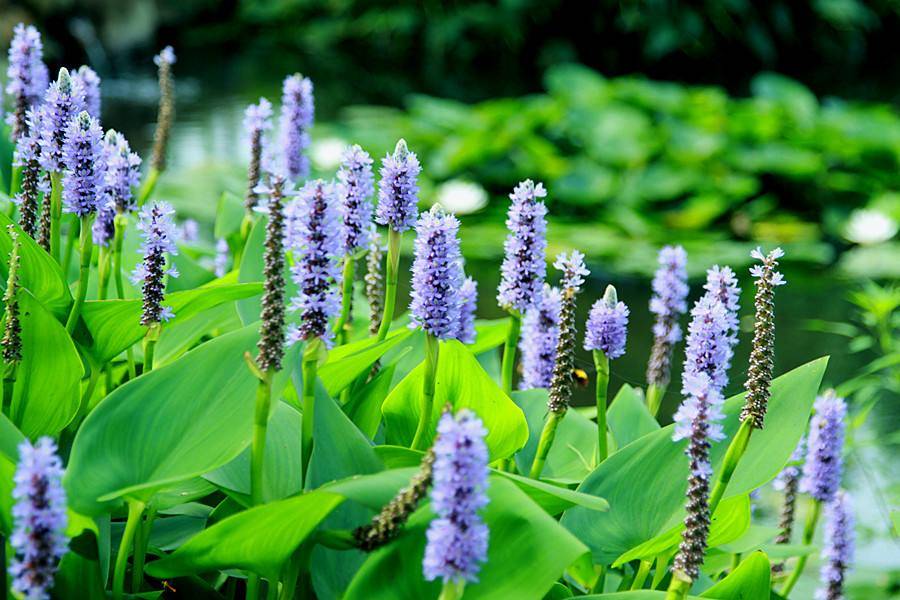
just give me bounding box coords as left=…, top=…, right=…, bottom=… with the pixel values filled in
left=529, top=251, right=589, bottom=479
left=408, top=206, right=463, bottom=449
left=423, top=410, right=490, bottom=598
left=497, top=180, right=548, bottom=395
left=334, top=145, right=375, bottom=344
left=782, top=391, right=847, bottom=596
left=279, top=74, right=314, bottom=181
left=816, top=491, right=854, bottom=600
left=9, top=437, right=68, bottom=600
left=249, top=172, right=289, bottom=506
left=584, top=284, right=629, bottom=463
left=138, top=47, right=176, bottom=205
left=287, top=180, right=342, bottom=478
left=374, top=139, right=420, bottom=341
left=772, top=437, right=806, bottom=574
left=645, top=245, right=689, bottom=416
left=5, top=23, right=48, bottom=142
left=707, top=250, right=784, bottom=518
left=2, top=226, right=23, bottom=417
left=63, top=112, right=105, bottom=334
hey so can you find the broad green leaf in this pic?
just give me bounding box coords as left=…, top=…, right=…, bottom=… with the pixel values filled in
left=0, top=213, right=71, bottom=319
left=169, top=250, right=215, bottom=291
left=203, top=401, right=302, bottom=505
left=344, top=477, right=589, bottom=600
left=12, top=291, right=84, bottom=437
left=79, top=283, right=262, bottom=363
left=155, top=303, right=243, bottom=366
left=561, top=358, right=828, bottom=564
left=145, top=490, right=345, bottom=580
left=383, top=340, right=528, bottom=460
left=318, top=329, right=411, bottom=397
left=0, top=416, right=23, bottom=534
left=578, top=594, right=703, bottom=599
left=607, top=384, right=659, bottom=449
left=513, top=389, right=597, bottom=483
left=345, top=364, right=395, bottom=439
left=716, top=525, right=779, bottom=554
left=214, top=191, right=244, bottom=240
left=467, top=318, right=510, bottom=355
left=494, top=471, right=608, bottom=515
left=64, top=324, right=294, bottom=515
left=700, top=551, right=771, bottom=599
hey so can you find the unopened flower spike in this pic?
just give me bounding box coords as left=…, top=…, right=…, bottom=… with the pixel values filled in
left=772, top=436, right=806, bottom=574
left=457, top=276, right=478, bottom=345
left=38, top=67, right=86, bottom=174
left=2, top=227, right=24, bottom=365
left=9, top=437, right=68, bottom=600
left=423, top=410, right=490, bottom=589
left=365, top=229, right=385, bottom=337
left=73, top=65, right=101, bottom=119
left=740, top=247, right=786, bottom=429
left=518, top=284, right=562, bottom=390
left=150, top=46, right=176, bottom=174
left=5, top=23, right=48, bottom=139
left=547, top=250, right=589, bottom=413
left=132, top=201, right=179, bottom=327
left=13, top=109, right=43, bottom=237
left=816, top=491, right=854, bottom=600
left=243, top=97, right=273, bottom=212
left=279, top=74, right=314, bottom=181
left=256, top=172, right=290, bottom=372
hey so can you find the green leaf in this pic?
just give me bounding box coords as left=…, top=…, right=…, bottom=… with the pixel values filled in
left=513, top=389, right=597, bottom=483
left=318, top=329, right=411, bottom=397
left=467, top=318, right=510, bottom=355
left=79, top=283, right=262, bottom=363
left=214, top=191, right=244, bottom=240
left=344, top=477, right=589, bottom=600
left=344, top=364, right=395, bottom=439
left=145, top=490, right=345, bottom=580
left=0, top=213, right=71, bottom=319
left=11, top=291, right=84, bottom=437
left=383, top=340, right=528, bottom=460
left=577, top=594, right=703, bottom=599
left=560, top=358, right=828, bottom=564
left=64, top=324, right=295, bottom=515
left=607, top=384, right=659, bottom=449
left=494, top=471, right=608, bottom=516
left=700, top=551, right=771, bottom=599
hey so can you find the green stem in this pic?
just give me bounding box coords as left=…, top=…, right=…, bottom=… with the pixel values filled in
left=301, top=340, right=322, bottom=483
left=529, top=410, right=563, bottom=478
left=707, top=419, right=753, bottom=516
left=594, top=350, right=610, bottom=463
left=137, top=168, right=160, bottom=207
left=251, top=369, right=274, bottom=506
left=49, top=172, right=62, bottom=263
left=411, top=335, right=440, bottom=450
left=646, top=383, right=665, bottom=417
left=2, top=364, right=17, bottom=419
left=375, top=228, right=401, bottom=341
left=780, top=499, right=822, bottom=597
left=98, top=246, right=111, bottom=300
left=62, top=213, right=79, bottom=276
left=132, top=503, right=157, bottom=593
left=592, top=565, right=607, bottom=593
left=112, top=499, right=145, bottom=600
left=236, top=213, right=254, bottom=267
left=142, top=324, right=161, bottom=374
left=247, top=574, right=261, bottom=600
left=631, top=559, right=652, bottom=590
left=500, top=312, right=521, bottom=397
left=65, top=215, right=94, bottom=334
left=664, top=570, right=692, bottom=600
left=729, top=552, right=741, bottom=574
left=438, top=580, right=465, bottom=600
left=333, top=256, right=356, bottom=345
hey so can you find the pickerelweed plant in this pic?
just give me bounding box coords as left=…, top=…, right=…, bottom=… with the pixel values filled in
left=0, top=22, right=862, bottom=600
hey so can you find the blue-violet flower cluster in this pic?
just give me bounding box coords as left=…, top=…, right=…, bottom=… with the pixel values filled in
left=337, top=144, right=375, bottom=254
left=409, top=206, right=464, bottom=340
left=584, top=289, right=629, bottom=359
left=73, top=65, right=101, bottom=119
left=800, top=391, right=847, bottom=503
left=816, top=491, right=854, bottom=600
left=646, top=245, right=689, bottom=389
left=375, top=139, right=420, bottom=232
left=38, top=68, right=85, bottom=173
left=496, top=179, right=548, bottom=313
left=519, top=284, right=562, bottom=390
left=457, top=276, right=478, bottom=344
left=132, top=201, right=179, bottom=325
left=279, top=74, right=314, bottom=180
left=6, top=24, right=48, bottom=138
left=62, top=111, right=105, bottom=217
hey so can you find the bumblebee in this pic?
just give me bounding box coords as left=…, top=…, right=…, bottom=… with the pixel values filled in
left=572, top=368, right=590, bottom=388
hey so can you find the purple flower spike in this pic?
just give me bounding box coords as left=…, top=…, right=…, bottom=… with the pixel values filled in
left=9, top=437, right=68, bottom=600
left=73, top=65, right=101, bottom=119
left=800, top=391, right=847, bottom=503
left=132, top=201, right=179, bottom=326
left=456, top=276, right=478, bottom=345
left=6, top=23, right=49, bottom=139
left=519, top=284, right=562, bottom=390
left=286, top=180, right=342, bottom=343
left=584, top=285, right=629, bottom=359
left=409, top=206, right=464, bottom=340
left=214, top=238, right=229, bottom=277
left=337, top=144, right=375, bottom=254
left=279, top=74, right=314, bottom=181
left=38, top=68, right=86, bottom=173
left=646, top=245, right=689, bottom=390
left=816, top=491, right=854, bottom=600
left=244, top=97, right=273, bottom=134
left=102, top=129, right=142, bottom=214
left=496, top=180, right=548, bottom=313
left=375, top=139, right=421, bottom=232
left=423, top=410, right=490, bottom=585
left=62, top=111, right=105, bottom=217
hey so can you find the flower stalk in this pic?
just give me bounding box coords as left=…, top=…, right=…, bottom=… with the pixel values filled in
left=500, top=312, right=521, bottom=396
left=65, top=214, right=94, bottom=333
left=412, top=334, right=440, bottom=450
left=376, top=228, right=401, bottom=340
left=112, top=499, right=145, bottom=600
left=138, top=47, right=176, bottom=205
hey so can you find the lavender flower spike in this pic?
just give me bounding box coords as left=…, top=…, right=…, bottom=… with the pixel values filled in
left=519, top=285, right=562, bottom=390
left=62, top=111, right=106, bottom=217
left=409, top=206, right=464, bottom=340
left=337, top=144, right=375, bottom=254
left=9, top=437, right=68, bottom=600
left=457, top=276, right=478, bottom=344
left=375, top=139, right=421, bottom=232
left=816, top=491, right=854, bottom=600
left=423, top=410, right=490, bottom=586
left=73, top=65, right=101, bottom=119
left=38, top=67, right=86, bottom=173
left=800, top=391, right=847, bottom=503
left=584, top=286, right=630, bottom=360
left=6, top=23, right=49, bottom=139
left=279, top=74, right=314, bottom=181
left=496, top=179, right=548, bottom=313
left=94, top=129, right=141, bottom=247
left=243, top=97, right=273, bottom=211
left=132, top=201, right=179, bottom=326
left=645, top=245, right=689, bottom=392
left=286, top=180, right=342, bottom=343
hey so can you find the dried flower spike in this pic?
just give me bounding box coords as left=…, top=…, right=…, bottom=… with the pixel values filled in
left=279, top=74, right=314, bottom=181
left=150, top=46, right=176, bottom=173
left=13, top=109, right=44, bottom=237
left=5, top=23, right=48, bottom=139
left=132, top=201, right=179, bottom=325
left=2, top=226, right=24, bottom=365
left=243, top=98, right=273, bottom=211
left=547, top=251, right=589, bottom=413
left=496, top=179, right=548, bottom=313
left=409, top=206, right=464, bottom=340
left=518, top=284, right=562, bottom=390
left=256, top=173, right=289, bottom=371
